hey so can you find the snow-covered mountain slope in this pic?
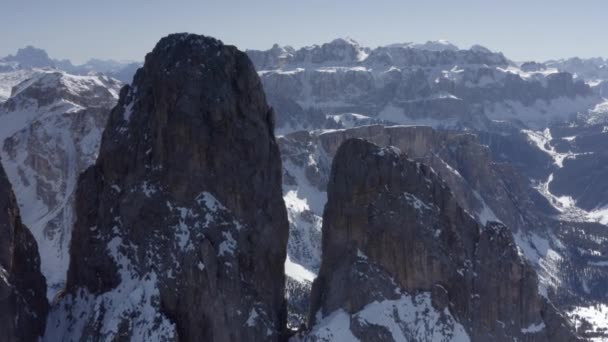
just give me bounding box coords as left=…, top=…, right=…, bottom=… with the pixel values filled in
left=248, top=39, right=597, bottom=133
left=0, top=68, right=38, bottom=102
left=0, top=70, right=121, bottom=299
left=473, top=125, right=608, bottom=340
left=485, top=123, right=608, bottom=226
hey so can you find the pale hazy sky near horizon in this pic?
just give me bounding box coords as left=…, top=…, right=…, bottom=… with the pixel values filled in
left=1, top=0, right=606, bottom=64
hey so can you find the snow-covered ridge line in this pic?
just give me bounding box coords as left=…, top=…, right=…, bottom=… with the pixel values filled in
left=6, top=69, right=121, bottom=103
left=253, top=38, right=596, bottom=133
left=247, top=37, right=508, bottom=71
left=0, top=68, right=121, bottom=299
left=0, top=45, right=141, bottom=83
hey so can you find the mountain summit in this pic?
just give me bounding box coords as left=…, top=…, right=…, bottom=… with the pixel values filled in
left=45, top=33, right=289, bottom=341
left=4, top=46, right=54, bottom=69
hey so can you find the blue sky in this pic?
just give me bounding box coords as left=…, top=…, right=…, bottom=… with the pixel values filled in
left=1, top=0, right=606, bottom=63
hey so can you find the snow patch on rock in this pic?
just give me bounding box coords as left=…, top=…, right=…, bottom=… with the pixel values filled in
left=307, top=292, right=470, bottom=342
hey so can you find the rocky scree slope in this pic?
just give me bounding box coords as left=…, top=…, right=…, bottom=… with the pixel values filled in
left=44, top=33, right=289, bottom=341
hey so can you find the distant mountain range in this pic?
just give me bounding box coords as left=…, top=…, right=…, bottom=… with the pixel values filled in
left=0, top=45, right=141, bottom=83
left=246, top=38, right=608, bottom=133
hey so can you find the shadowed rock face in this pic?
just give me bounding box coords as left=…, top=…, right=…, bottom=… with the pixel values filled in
left=307, top=139, right=579, bottom=342
left=0, top=161, right=48, bottom=342
left=47, top=33, right=289, bottom=341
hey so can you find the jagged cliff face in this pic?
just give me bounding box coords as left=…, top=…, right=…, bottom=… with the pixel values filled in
left=0, top=161, right=48, bottom=342
left=302, top=139, right=578, bottom=341
left=279, top=124, right=608, bottom=335
left=45, top=34, right=289, bottom=341
left=0, top=71, right=121, bottom=298
left=279, top=125, right=547, bottom=277
left=248, top=39, right=596, bottom=133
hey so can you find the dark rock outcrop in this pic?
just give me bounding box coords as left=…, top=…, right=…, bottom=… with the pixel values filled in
left=306, top=139, right=579, bottom=341
left=0, top=161, right=48, bottom=341
left=46, top=33, right=289, bottom=341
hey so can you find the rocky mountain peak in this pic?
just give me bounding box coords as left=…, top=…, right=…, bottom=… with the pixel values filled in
left=469, top=44, right=492, bottom=53
left=413, top=39, right=459, bottom=51
left=46, top=32, right=289, bottom=341
left=327, top=37, right=361, bottom=47
left=304, top=138, right=580, bottom=341
left=270, top=43, right=294, bottom=56
left=99, top=33, right=277, bottom=202
left=142, top=33, right=224, bottom=70
left=293, top=37, right=369, bottom=65
left=4, top=45, right=54, bottom=69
